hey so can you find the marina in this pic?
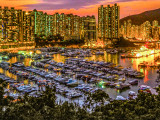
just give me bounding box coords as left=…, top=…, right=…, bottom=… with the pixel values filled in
left=0, top=47, right=159, bottom=102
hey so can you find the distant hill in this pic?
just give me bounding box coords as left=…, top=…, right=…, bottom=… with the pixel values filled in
left=120, top=8, right=160, bottom=26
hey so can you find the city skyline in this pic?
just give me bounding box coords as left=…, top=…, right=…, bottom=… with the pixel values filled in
left=98, top=4, right=120, bottom=40
left=0, top=7, right=97, bottom=44
left=120, top=19, right=160, bottom=40
left=1, top=0, right=160, bottom=19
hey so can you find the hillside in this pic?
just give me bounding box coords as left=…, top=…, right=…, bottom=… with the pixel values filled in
left=120, top=8, right=160, bottom=26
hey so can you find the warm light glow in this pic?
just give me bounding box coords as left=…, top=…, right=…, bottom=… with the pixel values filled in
left=136, top=53, right=141, bottom=57
left=151, top=50, right=154, bottom=54
left=96, top=38, right=104, bottom=48
left=140, top=46, right=148, bottom=51
left=29, top=52, right=33, bottom=55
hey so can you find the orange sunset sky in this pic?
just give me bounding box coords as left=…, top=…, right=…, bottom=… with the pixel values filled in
left=1, top=0, right=160, bottom=19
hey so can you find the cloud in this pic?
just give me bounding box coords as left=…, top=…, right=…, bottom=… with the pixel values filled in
left=13, top=0, right=159, bottom=20
left=23, top=0, right=106, bottom=10
left=22, top=0, right=150, bottom=11
left=0, top=0, right=38, bottom=9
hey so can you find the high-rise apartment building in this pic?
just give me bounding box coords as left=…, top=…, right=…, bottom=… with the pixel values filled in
left=83, top=16, right=96, bottom=44
left=98, top=5, right=104, bottom=38
left=98, top=3, right=120, bottom=40
left=53, top=13, right=66, bottom=37
left=143, top=21, right=151, bottom=40
left=152, top=20, right=158, bottom=27
left=152, top=20, right=159, bottom=40
left=120, top=19, right=160, bottom=41
left=0, top=6, right=97, bottom=44
left=126, top=19, right=132, bottom=38
left=65, top=14, right=74, bottom=39
left=53, top=13, right=96, bottom=41
left=72, top=15, right=80, bottom=38
left=0, top=7, right=23, bottom=42
left=124, top=21, right=127, bottom=37
left=59, top=13, right=65, bottom=37
left=135, top=25, right=139, bottom=38
left=131, top=25, right=135, bottom=38
left=0, top=7, right=54, bottom=43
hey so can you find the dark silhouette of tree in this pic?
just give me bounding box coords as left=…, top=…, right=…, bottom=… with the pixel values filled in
left=1, top=82, right=160, bottom=120
left=91, top=89, right=109, bottom=104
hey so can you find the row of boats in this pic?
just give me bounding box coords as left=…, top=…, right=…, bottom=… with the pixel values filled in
left=121, top=49, right=160, bottom=58
left=0, top=47, right=157, bottom=103
left=115, top=84, right=158, bottom=100
left=138, top=62, right=160, bottom=68
left=0, top=58, right=140, bottom=100
left=0, top=61, right=102, bottom=100
left=29, top=57, right=144, bottom=91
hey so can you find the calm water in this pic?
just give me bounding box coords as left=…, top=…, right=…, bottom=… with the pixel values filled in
left=0, top=50, right=159, bottom=99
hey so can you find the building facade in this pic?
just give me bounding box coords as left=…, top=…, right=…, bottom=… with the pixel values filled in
left=98, top=3, right=120, bottom=41
left=0, top=6, right=97, bottom=44
left=0, top=7, right=54, bottom=43
left=53, top=13, right=96, bottom=41
left=120, top=19, right=160, bottom=41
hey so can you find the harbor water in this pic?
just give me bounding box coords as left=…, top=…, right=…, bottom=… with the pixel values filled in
left=0, top=49, right=159, bottom=99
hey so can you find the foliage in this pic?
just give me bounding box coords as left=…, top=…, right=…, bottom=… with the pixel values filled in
left=112, top=37, right=136, bottom=48
left=59, top=38, right=85, bottom=46
left=35, top=34, right=85, bottom=47
left=1, top=79, right=160, bottom=120
left=1, top=45, right=8, bottom=49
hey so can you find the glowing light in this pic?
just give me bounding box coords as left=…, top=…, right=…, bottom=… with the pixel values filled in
left=145, top=44, right=148, bottom=48
left=99, top=81, right=105, bottom=85
left=36, top=50, right=41, bottom=54
left=116, top=84, right=120, bottom=89
left=25, top=12, right=29, bottom=15
left=24, top=80, right=28, bottom=85
left=131, top=59, right=133, bottom=63
left=117, top=89, right=120, bottom=94
left=151, top=50, right=154, bottom=54
left=29, top=52, right=32, bottom=55
left=144, top=70, right=149, bottom=83
left=4, top=56, right=9, bottom=59
left=136, top=53, right=141, bottom=57
left=18, top=51, right=26, bottom=54
left=140, top=69, right=143, bottom=73
left=140, top=45, right=148, bottom=51
left=98, top=81, right=106, bottom=88
left=96, top=38, right=104, bottom=48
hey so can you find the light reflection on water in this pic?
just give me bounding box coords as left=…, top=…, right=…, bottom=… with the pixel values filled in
left=52, top=51, right=159, bottom=98
left=0, top=68, right=17, bottom=80
left=1, top=50, right=160, bottom=98
left=129, top=53, right=159, bottom=85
